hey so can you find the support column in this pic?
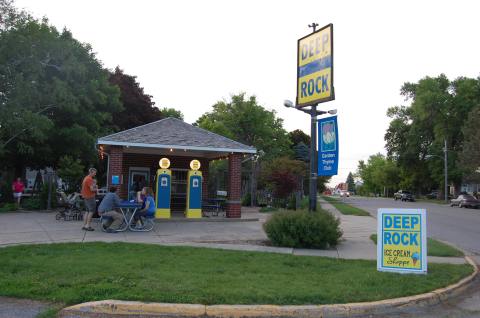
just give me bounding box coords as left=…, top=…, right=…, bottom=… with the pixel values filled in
left=108, top=146, right=125, bottom=198
left=201, top=160, right=209, bottom=202
left=227, top=153, right=241, bottom=218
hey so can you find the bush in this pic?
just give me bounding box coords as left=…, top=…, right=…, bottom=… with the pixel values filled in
left=22, top=197, right=43, bottom=210
left=0, top=203, right=17, bottom=213
left=242, top=193, right=251, bottom=206
left=300, top=196, right=309, bottom=210
left=263, top=210, right=342, bottom=249
left=0, top=180, right=14, bottom=203
left=259, top=206, right=278, bottom=213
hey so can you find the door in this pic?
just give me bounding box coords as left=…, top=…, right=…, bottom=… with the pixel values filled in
left=128, top=168, right=150, bottom=201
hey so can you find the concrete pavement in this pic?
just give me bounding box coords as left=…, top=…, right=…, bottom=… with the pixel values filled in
left=0, top=205, right=466, bottom=264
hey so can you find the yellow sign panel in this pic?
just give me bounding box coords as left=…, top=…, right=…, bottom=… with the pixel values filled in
left=296, top=24, right=334, bottom=107
left=159, top=157, right=170, bottom=169
left=377, top=209, right=427, bottom=274
left=190, top=159, right=201, bottom=171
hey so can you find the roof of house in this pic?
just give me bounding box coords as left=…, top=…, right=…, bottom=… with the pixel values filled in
left=97, top=117, right=257, bottom=154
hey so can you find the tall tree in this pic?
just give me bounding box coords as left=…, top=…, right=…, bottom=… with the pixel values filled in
left=196, top=93, right=292, bottom=160
left=346, top=172, right=355, bottom=193
left=385, top=75, right=480, bottom=193
left=109, top=67, right=162, bottom=130
left=459, top=105, right=480, bottom=183
left=161, top=107, right=184, bottom=120
left=0, top=2, right=122, bottom=173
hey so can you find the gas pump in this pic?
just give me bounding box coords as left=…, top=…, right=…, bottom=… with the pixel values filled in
left=186, top=159, right=202, bottom=218
left=155, top=157, right=171, bottom=218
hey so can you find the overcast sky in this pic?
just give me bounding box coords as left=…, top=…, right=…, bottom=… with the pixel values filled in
left=14, top=0, right=480, bottom=186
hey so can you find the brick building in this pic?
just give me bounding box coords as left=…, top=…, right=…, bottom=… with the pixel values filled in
left=97, top=118, right=256, bottom=218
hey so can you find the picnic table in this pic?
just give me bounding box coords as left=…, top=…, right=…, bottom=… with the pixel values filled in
left=117, top=200, right=143, bottom=231
left=202, top=198, right=226, bottom=217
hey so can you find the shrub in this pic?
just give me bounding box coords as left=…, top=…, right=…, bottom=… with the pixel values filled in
left=263, top=210, right=342, bottom=249
left=259, top=206, right=278, bottom=213
left=242, top=193, right=251, bottom=206
left=22, top=197, right=43, bottom=210
left=0, top=203, right=17, bottom=213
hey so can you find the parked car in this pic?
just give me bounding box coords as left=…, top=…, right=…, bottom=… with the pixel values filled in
left=394, top=190, right=415, bottom=202
left=340, top=190, right=350, bottom=197
left=426, top=190, right=439, bottom=199
left=450, top=194, right=480, bottom=208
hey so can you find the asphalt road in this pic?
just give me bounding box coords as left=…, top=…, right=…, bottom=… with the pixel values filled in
left=342, top=196, right=480, bottom=255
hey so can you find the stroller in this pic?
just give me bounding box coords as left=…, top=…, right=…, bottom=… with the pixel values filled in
left=55, top=191, right=83, bottom=221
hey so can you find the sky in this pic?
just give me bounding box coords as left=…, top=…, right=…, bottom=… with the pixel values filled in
left=14, top=0, right=480, bottom=186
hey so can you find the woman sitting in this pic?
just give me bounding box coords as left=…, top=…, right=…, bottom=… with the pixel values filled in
left=132, top=187, right=155, bottom=228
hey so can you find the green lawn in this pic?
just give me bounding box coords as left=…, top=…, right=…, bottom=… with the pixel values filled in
left=0, top=243, right=472, bottom=306
left=322, top=196, right=370, bottom=216
left=370, top=234, right=464, bottom=257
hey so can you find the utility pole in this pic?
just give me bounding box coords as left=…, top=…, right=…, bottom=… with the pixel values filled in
left=444, top=138, right=448, bottom=203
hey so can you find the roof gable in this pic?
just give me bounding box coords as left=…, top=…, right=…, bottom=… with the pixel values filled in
left=98, top=117, right=256, bottom=154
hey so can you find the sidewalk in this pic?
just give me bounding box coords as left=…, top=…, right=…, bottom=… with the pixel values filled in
left=0, top=204, right=465, bottom=264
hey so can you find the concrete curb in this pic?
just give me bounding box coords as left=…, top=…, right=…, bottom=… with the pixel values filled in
left=60, top=256, right=479, bottom=318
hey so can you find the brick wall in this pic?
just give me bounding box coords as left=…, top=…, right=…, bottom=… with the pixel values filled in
left=108, top=146, right=125, bottom=198
left=226, top=153, right=242, bottom=218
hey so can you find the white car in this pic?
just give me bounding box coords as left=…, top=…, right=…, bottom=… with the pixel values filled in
left=340, top=191, right=350, bottom=197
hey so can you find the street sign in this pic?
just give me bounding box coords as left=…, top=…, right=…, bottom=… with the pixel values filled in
left=296, top=23, right=334, bottom=107
left=377, top=209, right=427, bottom=274
left=318, top=116, right=338, bottom=176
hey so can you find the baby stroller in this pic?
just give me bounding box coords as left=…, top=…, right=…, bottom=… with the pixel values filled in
left=56, top=191, right=83, bottom=221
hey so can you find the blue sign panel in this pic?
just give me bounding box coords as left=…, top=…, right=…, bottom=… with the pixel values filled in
left=318, top=116, right=338, bottom=176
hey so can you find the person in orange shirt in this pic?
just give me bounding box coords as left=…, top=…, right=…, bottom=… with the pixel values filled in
left=81, top=168, right=98, bottom=231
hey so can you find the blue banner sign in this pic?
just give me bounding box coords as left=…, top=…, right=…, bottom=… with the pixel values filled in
left=318, top=116, right=338, bottom=176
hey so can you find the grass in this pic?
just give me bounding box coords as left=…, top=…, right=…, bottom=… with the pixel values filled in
left=370, top=234, right=464, bottom=257
left=259, top=206, right=278, bottom=213
left=0, top=242, right=472, bottom=306
left=322, top=196, right=370, bottom=216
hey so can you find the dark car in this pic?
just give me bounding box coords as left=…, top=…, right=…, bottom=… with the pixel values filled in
left=450, top=194, right=480, bottom=209
left=394, top=190, right=415, bottom=202
left=426, top=190, right=439, bottom=199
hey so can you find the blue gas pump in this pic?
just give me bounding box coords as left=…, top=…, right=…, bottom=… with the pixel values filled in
left=186, top=159, right=202, bottom=218
left=155, top=158, right=171, bottom=218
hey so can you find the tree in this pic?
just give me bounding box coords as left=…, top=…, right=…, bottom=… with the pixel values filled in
left=161, top=107, right=184, bottom=120
left=288, top=129, right=310, bottom=146
left=196, top=93, right=292, bottom=160
left=57, top=155, right=84, bottom=193
left=262, top=157, right=306, bottom=199
left=346, top=172, right=355, bottom=193
left=357, top=154, right=401, bottom=196
left=0, top=4, right=122, bottom=173
left=109, top=67, right=162, bottom=130
left=384, top=75, right=480, bottom=194
left=459, top=105, right=480, bottom=183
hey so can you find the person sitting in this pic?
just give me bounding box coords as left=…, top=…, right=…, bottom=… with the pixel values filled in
left=132, top=187, right=155, bottom=228
left=97, top=186, right=123, bottom=233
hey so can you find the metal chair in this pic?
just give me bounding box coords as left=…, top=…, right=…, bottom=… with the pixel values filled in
left=129, top=213, right=155, bottom=232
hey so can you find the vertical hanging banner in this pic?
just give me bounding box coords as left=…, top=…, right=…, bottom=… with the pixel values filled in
left=377, top=209, right=427, bottom=274
left=296, top=23, right=334, bottom=107
left=318, top=116, right=338, bottom=176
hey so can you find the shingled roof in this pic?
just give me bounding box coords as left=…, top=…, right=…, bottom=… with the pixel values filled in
left=97, top=117, right=256, bottom=154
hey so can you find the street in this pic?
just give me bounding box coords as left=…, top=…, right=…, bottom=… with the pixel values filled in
left=342, top=196, right=480, bottom=255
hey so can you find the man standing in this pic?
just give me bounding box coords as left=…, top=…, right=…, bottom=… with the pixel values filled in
left=97, top=186, right=124, bottom=233
left=81, top=168, right=97, bottom=231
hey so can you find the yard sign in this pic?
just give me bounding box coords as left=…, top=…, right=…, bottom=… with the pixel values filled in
left=296, top=23, right=334, bottom=107
left=377, top=209, right=427, bottom=274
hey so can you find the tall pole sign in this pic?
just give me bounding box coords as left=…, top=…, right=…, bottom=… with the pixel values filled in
left=296, top=24, right=334, bottom=107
